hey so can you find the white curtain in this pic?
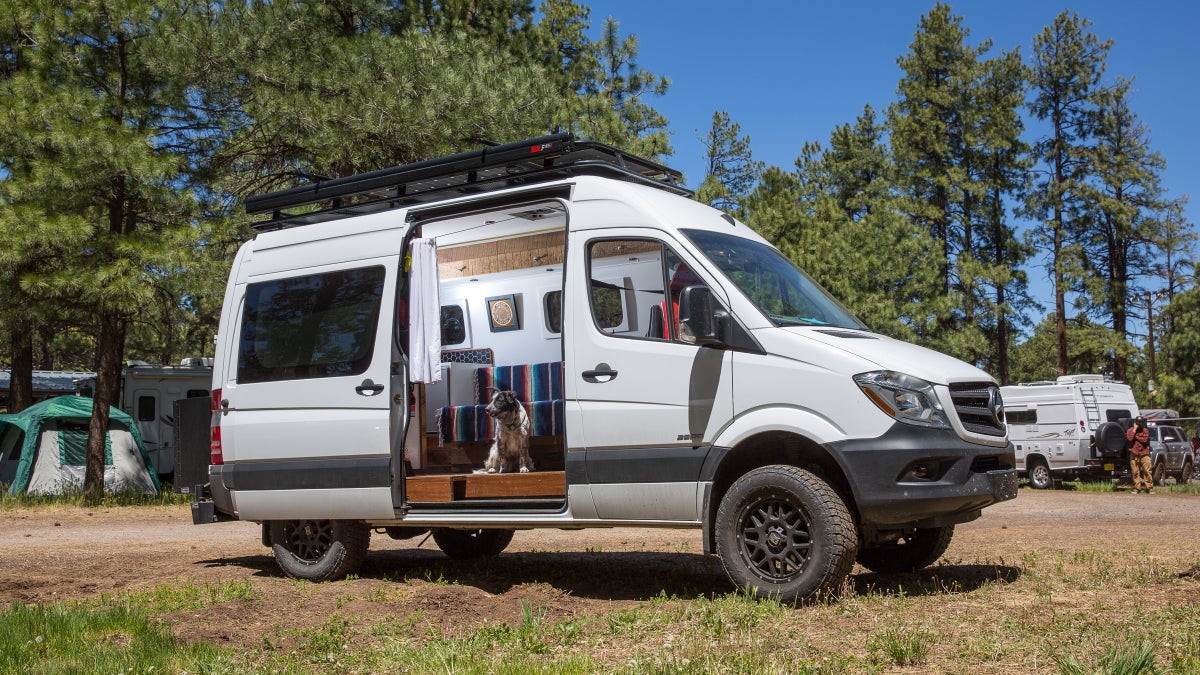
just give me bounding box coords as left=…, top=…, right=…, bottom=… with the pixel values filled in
left=409, top=238, right=442, bottom=383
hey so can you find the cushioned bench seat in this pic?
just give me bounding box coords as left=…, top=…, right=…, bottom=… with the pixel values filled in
left=436, top=361, right=564, bottom=444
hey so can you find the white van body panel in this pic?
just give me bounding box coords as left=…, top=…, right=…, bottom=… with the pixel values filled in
left=234, top=487, right=396, bottom=520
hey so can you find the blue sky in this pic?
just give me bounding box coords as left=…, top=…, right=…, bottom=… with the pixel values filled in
left=600, top=1, right=1199, bottom=329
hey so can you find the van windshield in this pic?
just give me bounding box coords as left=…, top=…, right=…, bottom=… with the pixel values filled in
left=682, top=229, right=868, bottom=330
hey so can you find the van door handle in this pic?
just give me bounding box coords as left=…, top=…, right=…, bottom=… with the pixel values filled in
left=582, top=365, right=618, bottom=383
left=356, top=380, right=385, bottom=396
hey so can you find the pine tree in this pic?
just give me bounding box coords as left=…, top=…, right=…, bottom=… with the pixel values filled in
left=1025, top=11, right=1112, bottom=376
left=694, top=110, right=763, bottom=215
left=0, top=0, right=208, bottom=499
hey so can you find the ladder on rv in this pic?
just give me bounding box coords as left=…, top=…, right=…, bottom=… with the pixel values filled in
left=1081, top=387, right=1102, bottom=430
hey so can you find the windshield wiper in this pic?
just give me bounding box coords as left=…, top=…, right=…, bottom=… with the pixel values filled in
left=769, top=314, right=829, bottom=326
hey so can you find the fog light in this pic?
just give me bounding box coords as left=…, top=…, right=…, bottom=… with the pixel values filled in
left=912, top=463, right=930, bottom=479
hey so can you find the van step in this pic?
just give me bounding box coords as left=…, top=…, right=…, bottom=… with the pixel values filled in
left=406, top=470, right=565, bottom=503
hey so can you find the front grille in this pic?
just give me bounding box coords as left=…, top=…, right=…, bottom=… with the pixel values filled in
left=950, top=382, right=1006, bottom=437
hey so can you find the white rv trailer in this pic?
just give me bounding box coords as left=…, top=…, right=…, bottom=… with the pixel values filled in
left=191, top=134, right=1016, bottom=602
left=75, top=358, right=213, bottom=478
left=1000, top=374, right=1138, bottom=488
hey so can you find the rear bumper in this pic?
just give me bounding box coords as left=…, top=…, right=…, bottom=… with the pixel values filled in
left=830, top=425, right=1017, bottom=530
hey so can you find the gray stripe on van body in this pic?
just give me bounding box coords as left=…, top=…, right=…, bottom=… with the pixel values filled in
left=223, top=457, right=391, bottom=491
left=568, top=445, right=711, bottom=484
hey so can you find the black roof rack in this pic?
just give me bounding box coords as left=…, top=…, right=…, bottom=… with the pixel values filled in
left=245, top=133, right=689, bottom=231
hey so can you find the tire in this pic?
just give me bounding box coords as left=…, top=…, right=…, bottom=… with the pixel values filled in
left=1180, top=460, right=1193, bottom=485
left=1094, top=422, right=1127, bottom=455
left=714, top=465, right=857, bottom=603
left=431, top=528, right=515, bottom=560
left=1152, top=461, right=1166, bottom=487
left=1027, top=457, right=1053, bottom=490
left=270, top=520, right=370, bottom=581
left=856, top=526, right=955, bottom=574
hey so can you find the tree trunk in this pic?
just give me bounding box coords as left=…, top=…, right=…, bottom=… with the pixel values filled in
left=8, top=329, right=34, bottom=413
left=84, top=313, right=126, bottom=503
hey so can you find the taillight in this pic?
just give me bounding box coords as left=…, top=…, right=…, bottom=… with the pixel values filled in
left=210, top=388, right=224, bottom=465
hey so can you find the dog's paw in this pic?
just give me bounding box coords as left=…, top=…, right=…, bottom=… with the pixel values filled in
left=519, top=466, right=530, bottom=473
left=486, top=468, right=498, bottom=474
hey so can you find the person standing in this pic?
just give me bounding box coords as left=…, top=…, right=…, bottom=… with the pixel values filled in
left=1126, top=416, right=1153, bottom=494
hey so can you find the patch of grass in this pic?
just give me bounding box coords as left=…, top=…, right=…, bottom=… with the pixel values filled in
left=868, top=625, right=933, bottom=667
left=0, top=486, right=193, bottom=509
left=0, top=602, right=234, bottom=674
left=1056, top=641, right=1162, bottom=675
left=98, top=578, right=256, bottom=613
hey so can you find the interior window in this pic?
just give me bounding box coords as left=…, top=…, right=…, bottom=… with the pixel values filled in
left=238, top=266, right=386, bottom=383
left=544, top=291, right=562, bottom=334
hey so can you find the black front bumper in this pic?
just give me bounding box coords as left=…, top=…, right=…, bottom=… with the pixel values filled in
left=829, top=424, right=1017, bottom=530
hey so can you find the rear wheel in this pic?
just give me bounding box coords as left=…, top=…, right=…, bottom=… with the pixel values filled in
left=1027, top=457, right=1053, bottom=490
left=715, top=465, right=857, bottom=603
left=270, top=520, right=370, bottom=581
left=431, top=528, right=515, bottom=559
left=856, top=526, right=955, bottom=574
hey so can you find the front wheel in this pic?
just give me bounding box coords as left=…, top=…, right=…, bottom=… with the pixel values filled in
left=1179, top=459, right=1193, bottom=485
left=431, top=528, right=515, bottom=559
left=715, top=465, right=857, bottom=603
left=270, top=520, right=370, bottom=581
left=1027, top=457, right=1053, bottom=490
left=856, top=526, right=954, bottom=574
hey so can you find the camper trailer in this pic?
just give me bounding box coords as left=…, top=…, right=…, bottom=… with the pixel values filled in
left=191, top=134, right=1015, bottom=602
left=1000, top=375, right=1138, bottom=488
left=76, top=358, right=212, bottom=478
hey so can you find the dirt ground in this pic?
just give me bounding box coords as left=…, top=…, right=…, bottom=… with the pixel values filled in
left=2, top=489, right=1198, bottom=651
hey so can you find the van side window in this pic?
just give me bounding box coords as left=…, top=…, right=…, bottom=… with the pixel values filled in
left=586, top=238, right=713, bottom=342
left=186, top=389, right=209, bottom=399
left=1106, top=409, right=1132, bottom=422
left=237, top=266, right=386, bottom=384
left=441, top=305, right=466, bottom=346
left=1006, top=409, right=1036, bottom=424
left=137, top=396, right=155, bottom=422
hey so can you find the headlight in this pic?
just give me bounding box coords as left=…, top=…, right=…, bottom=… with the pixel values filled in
left=854, top=371, right=950, bottom=429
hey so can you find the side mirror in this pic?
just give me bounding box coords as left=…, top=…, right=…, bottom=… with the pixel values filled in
left=678, top=285, right=727, bottom=346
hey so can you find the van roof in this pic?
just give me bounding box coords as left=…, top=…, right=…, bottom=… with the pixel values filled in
left=245, top=134, right=688, bottom=231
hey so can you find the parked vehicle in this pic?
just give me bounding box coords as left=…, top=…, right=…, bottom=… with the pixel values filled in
left=190, top=134, right=1016, bottom=602
left=1001, top=375, right=1138, bottom=489
left=1145, top=424, right=1194, bottom=486
left=75, top=358, right=212, bottom=478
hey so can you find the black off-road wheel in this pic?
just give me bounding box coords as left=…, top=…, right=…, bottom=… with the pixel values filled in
left=1179, top=459, right=1193, bottom=485
left=1027, top=457, right=1053, bottom=490
left=714, top=465, right=857, bottom=603
left=270, top=520, right=370, bottom=581
left=431, top=528, right=515, bottom=560
left=856, top=526, right=955, bottom=574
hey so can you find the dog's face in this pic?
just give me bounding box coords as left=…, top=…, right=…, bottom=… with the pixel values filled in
left=486, top=390, right=522, bottom=420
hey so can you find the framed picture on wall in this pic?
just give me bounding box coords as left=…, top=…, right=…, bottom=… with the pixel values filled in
left=486, top=294, right=521, bottom=332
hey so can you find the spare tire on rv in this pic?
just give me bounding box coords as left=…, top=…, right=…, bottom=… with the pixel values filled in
left=1094, top=421, right=1127, bottom=455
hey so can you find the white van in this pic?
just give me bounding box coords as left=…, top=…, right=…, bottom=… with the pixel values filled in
left=192, top=135, right=1015, bottom=601
left=1000, top=375, right=1137, bottom=489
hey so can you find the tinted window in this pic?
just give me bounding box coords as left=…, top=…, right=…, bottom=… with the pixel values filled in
left=137, top=396, right=155, bottom=422
left=441, top=305, right=466, bottom=345
left=1006, top=409, right=1037, bottom=424
left=1106, top=409, right=1132, bottom=422
left=544, top=291, right=562, bottom=334
left=1161, top=427, right=1181, bottom=443
left=238, top=266, right=385, bottom=384
left=186, top=389, right=209, bottom=399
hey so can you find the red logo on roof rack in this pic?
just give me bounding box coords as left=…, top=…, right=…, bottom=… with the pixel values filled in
left=531, top=143, right=553, bottom=153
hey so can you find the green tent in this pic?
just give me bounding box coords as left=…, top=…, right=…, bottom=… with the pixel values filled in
left=0, top=396, right=161, bottom=495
